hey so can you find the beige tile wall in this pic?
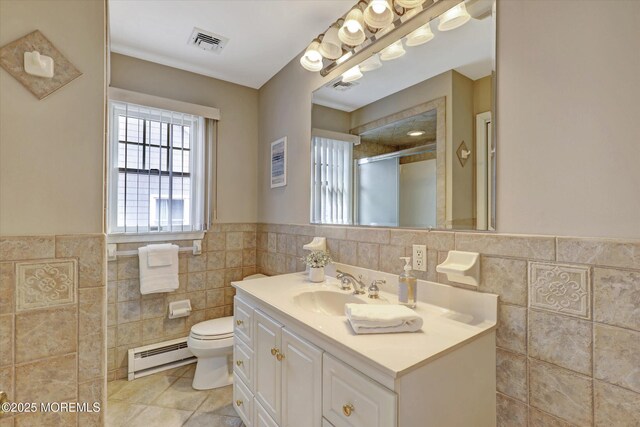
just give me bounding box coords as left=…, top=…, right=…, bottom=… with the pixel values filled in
left=256, top=223, right=640, bottom=427
left=0, top=234, right=106, bottom=427
left=106, top=223, right=257, bottom=381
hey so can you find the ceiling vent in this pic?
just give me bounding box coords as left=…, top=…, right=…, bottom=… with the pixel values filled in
left=188, top=27, right=229, bottom=54
left=331, top=80, right=359, bottom=92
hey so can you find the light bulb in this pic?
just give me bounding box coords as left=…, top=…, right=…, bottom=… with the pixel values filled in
left=371, top=1, right=386, bottom=14
left=300, top=41, right=323, bottom=72
left=364, top=0, right=393, bottom=29
left=306, top=50, right=322, bottom=62
left=346, top=19, right=361, bottom=33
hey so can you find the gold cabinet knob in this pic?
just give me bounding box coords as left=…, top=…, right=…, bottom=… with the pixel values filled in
left=342, top=403, right=354, bottom=417
left=276, top=352, right=285, bottom=361
left=236, top=399, right=243, bottom=407
left=270, top=347, right=278, bottom=356
left=235, top=360, right=243, bottom=367
left=235, top=319, right=244, bottom=326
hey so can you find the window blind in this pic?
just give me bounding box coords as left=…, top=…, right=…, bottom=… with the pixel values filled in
left=108, top=101, right=208, bottom=235
left=311, top=136, right=353, bottom=224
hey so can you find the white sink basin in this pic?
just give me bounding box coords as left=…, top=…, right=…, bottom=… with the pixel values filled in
left=293, top=290, right=365, bottom=316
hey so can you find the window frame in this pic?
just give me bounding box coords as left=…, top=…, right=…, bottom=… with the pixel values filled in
left=107, top=101, right=206, bottom=242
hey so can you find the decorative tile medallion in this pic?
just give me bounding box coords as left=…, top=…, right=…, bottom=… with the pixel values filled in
left=16, top=259, right=77, bottom=311
left=528, top=261, right=591, bottom=319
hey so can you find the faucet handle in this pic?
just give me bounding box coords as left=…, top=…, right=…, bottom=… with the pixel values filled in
left=368, top=279, right=385, bottom=299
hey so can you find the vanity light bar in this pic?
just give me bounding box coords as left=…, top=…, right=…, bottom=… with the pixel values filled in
left=301, top=0, right=468, bottom=78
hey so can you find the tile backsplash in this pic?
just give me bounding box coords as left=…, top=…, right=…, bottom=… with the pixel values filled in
left=256, top=223, right=640, bottom=427
left=0, top=234, right=106, bottom=427
left=1, top=224, right=638, bottom=426
left=106, top=223, right=257, bottom=381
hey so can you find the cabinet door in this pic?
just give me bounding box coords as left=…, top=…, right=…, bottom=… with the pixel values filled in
left=255, top=399, right=279, bottom=427
left=254, top=309, right=283, bottom=424
left=322, top=354, right=397, bottom=427
left=281, top=328, right=323, bottom=427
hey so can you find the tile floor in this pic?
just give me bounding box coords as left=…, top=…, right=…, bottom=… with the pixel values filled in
left=106, top=363, right=244, bottom=427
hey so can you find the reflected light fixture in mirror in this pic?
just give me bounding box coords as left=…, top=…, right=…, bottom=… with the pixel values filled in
left=339, top=7, right=366, bottom=45
left=395, top=0, right=425, bottom=8
left=300, top=40, right=323, bottom=71
left=438, top=2, right=471, bottom=31
left=319, top=25, right=343, bottom=59
left=363, top=0, right=394, bottom=29
left=359, top=53, right=382, bottom=71
left=406, top=22, right=434, bottom=46
left=380, top=39, right=406, bottom=61
left=407, top=130, right=426, bottom=137
left=342, top=65, right=363, bottom=82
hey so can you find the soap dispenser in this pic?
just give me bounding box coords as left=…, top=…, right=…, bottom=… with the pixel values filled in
left=398, top=257, right=417, bottom=308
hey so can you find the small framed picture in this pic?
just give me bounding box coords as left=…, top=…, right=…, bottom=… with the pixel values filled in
left=270, top=137, right=287, bottom=188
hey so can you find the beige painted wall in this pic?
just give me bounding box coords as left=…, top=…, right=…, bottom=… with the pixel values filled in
left=473, top=75, right=492, bottom=116
left=110, top=53, right=259, bottom=224
left=259, top=0, right=640, bottom=239
left=451, top=70, right=475, bottom=227
left=0, top=0, right=106, bottom=235
left=311, top=104, right=350, bottom=133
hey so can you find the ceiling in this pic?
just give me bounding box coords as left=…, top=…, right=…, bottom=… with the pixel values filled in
left=109, top=0, right=354, bottom=89
left=313, top=14, right=494, bottom=112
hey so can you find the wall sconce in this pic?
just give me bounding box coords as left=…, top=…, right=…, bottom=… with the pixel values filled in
left=456, top=141, right=472, bottom=166
left=319, top=25, right=343, bottom=59
left=438, top=2, right=471, bottom=31
left=342, top=65, right=363, bottom=82
left=300, top=40, right=323, bottom=71
left=363, top=0, right=394, bottom=29
left=405, top=22, right=434, bottom=46
left=380, top=39, right=406, bottom=61
left=339, top=7, right=366, bottom=46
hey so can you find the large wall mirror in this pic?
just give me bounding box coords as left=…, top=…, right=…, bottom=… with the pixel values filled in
left=310, top=0, right=496, bottom=230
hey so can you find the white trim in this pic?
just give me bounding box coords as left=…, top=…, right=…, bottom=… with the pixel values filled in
left=311, top=128, right=360, bottom=145
left=108, top=231, right=205, bottom=244
left=476, top=111, right=492, bottom=230
left=108, top=87, right=221, bottom=120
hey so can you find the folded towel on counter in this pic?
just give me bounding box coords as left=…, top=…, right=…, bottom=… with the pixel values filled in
left=345, top=303, right=423, bottom=334
left=138, top=244, right=179, bottom=294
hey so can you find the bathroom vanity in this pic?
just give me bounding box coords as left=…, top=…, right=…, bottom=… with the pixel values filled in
left=231, top=264, right=497, bottom=427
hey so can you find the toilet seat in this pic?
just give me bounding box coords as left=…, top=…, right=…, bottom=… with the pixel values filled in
left=189, top=316, right=234, bottom=341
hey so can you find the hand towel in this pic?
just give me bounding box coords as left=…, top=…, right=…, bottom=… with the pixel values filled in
left=345, top=303, right=423, bottom=334
left=146, top=243, right=175, bottom=267
left=138, top=244, right=179, bottom=294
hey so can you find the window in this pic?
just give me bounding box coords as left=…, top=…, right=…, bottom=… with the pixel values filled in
left=311, top=135, right=353, bottom=224
left=108, top=101, right=209, bottom=236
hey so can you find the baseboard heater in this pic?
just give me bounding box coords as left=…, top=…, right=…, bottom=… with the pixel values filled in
left=128, top=337, right=196, bottom=381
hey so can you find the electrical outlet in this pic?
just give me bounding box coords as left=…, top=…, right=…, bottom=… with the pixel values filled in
left=412, top=244, right=427, bottom=271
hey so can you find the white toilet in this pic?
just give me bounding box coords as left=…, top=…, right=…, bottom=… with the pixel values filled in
left=187, top=273, right=267, bottom=390
left=187, top=316, right=234, bottom=390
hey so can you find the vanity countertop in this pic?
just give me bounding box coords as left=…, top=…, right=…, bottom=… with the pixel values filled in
left=232, top=266, right=497, bottom=380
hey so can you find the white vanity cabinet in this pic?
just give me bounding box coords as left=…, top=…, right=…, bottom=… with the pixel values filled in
left=233, top=271, right=497, bottom=427
left=235, top=296, right=323, bottom=427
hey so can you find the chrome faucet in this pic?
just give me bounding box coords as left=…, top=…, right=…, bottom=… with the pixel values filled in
left=336, top=270, right=367, bottom=294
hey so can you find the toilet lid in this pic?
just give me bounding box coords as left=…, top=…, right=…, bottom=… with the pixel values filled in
left=190, top=316, right=234, bottom=338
